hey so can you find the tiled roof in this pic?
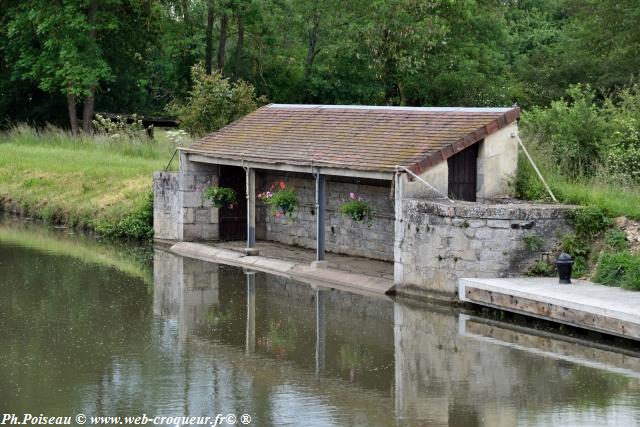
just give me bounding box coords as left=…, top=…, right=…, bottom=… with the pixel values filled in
left=185, top=104, right=520, bottom=174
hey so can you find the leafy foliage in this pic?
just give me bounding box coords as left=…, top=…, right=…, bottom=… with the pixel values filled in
left=258, top=182, right=298, bottom=218
left=339, top=193, right=374, bottom=226
left=571, top=206, right=612, bottom=239
left=594, top=251, right=640, bottom=291
left=95, top=192, right=154, bottom=240
left=167, top=64, right=265, bottom=137
left=202, top=186, right=238, bottom=208
left=92, top=113, right=145, bottom=138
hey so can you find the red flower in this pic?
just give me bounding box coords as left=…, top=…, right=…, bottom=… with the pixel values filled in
left=279, top=181, right=286, bottom=190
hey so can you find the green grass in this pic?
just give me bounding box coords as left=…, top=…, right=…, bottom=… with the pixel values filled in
left=0, top=125, right=179, bottom=238
left=516, top=149, right=640, bottom=289
left=514, top=151, right=640, bottom=220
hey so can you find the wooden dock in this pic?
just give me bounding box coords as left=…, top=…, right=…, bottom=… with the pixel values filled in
left=459, top=277, right=640, bottom=341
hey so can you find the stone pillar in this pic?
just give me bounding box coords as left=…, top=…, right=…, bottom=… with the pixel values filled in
left=178, top=152, right=219, bottom=241
left=313, top=173, right=327, bottom=266
left=245, top=167, right=258, bottom=255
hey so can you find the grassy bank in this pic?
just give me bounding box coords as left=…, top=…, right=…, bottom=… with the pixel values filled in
left=516, top=151, right=640, bottom=290
left=0, top=125, right=180, bottom=239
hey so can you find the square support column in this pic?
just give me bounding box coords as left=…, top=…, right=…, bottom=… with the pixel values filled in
left=314, top=173, right=327, bottom=266
left=245, top=167, right=258, bottom=255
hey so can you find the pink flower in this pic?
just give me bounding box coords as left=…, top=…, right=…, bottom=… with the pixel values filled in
left=349, top=192, right=356, bottom=199
left=275, top=210, right=283, bottom=218
left=279, top=181, right=286, bottom=190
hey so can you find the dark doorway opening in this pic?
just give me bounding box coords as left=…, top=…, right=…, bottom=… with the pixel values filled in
left=447, top=143, right=479, bottom=202
left=219, top=165, right=247, bottom=240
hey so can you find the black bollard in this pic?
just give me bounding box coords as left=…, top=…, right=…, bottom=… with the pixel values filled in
left=556, top=252, right=574, bottom=284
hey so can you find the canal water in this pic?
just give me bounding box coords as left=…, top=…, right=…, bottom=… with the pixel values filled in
left=1, top=217, right=640, bottom=426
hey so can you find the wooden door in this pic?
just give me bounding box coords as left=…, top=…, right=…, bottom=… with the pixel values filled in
left=447, top=144, right=478, bottom=202
left=219, top=165, right=247, bottom=240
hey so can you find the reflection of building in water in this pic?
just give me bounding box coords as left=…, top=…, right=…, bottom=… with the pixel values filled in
left=394, top=301, right=640, bottom=426
left=153, top=248, right=220, bottom=339
left=151, top=249, right=640, bottom=426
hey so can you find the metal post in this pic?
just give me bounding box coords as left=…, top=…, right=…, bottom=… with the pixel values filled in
left=315, top=173, right=326, bottom=264
left=245, top=167, right=258, bottom=255
left=245, top=270, right=256, bottom=354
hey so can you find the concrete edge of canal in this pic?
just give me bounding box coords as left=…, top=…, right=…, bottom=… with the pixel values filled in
left=459, top=277, right=640, bottom=341
left=168, top=241, right=395, bottom=299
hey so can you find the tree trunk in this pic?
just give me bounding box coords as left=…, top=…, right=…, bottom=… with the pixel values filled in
left=82, top=91, right=95, bottom=134
left=181, top=0, right=190, bottom=21
left=304, top=2, right=321, bottom=85
left=205, top=0, right=214, bottom=75
left=67, top=94, right=79, bottom=134
left=217, top=12, right=228, bottom=72
left=232, top=13, right=244, bottom=80
left=82, top=0, right=98, bottom=133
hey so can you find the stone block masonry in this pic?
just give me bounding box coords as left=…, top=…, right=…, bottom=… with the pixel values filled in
left=396, top=199, right=575, bottom=298
left=153, top=153, right=219, bottom=241
left=257, top=172, right=395, bottom=261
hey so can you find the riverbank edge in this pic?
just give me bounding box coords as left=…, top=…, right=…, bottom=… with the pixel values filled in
left=0, top=193, right=153, bottom=241
left=167, top=241, right=394, bottom=298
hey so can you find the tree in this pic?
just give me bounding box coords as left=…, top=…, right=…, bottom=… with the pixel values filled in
left=168, top=63, right=266, bottom=136
left=5, top=0, right=112, bottom=132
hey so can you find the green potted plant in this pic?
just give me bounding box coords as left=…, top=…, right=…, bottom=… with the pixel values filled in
left=340, top=192, right=374, bottom=226
left=258, top=181, right=298, bottom=218
left=202, top=185, right=238, bottom=208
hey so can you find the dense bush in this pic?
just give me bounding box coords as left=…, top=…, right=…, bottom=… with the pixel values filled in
left=520, top=85, right=606, bottom=179
left=168, top=64, right=266, bottom=137
left=96, top=192, right=154, bottom=240
left=521, top=84, right=640, bottom=184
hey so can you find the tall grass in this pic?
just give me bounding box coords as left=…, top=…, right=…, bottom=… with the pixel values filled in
left=0, top=125, right=181, bottom=238
left=514, top=148, right=640, bottom=220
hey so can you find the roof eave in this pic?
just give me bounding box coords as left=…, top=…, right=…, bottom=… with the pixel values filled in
left=181, top=149, right=395, bottom=180
left=407, top=107, right=520, bottom=175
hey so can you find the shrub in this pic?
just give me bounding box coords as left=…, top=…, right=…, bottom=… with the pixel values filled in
left=571, top=206, right=611, bottom=238
left=603, top=229, right=629, bottom=251
left=258, top=182, right=298, bottom=218
left=339, top=192, right=374, bottom=225
left=520, top=84, right=607, bottom=179
left=203, top=186, right=237, bottom=208
left=167, top=64, right=266, bottom=137
left=560, top=233, right=590, bottom=277
left=513, top=154, right=551, bottom=201
left=523, top=234, right=544, bottom=251
left=95, top=192, right=154, bottom=240
left=528, top=260, right=554, bottom=277
left=594, top=251, right=640, bottom=290
left=92, top=113, right=146, bottom=138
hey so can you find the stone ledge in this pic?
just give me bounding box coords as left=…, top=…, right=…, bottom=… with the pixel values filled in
left=405, top=198, right=578, bottom=221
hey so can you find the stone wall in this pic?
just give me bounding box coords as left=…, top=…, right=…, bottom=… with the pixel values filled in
left=153, top=172, right=180, bottom=240
left=153, top=154, right=219, bottom=241
left=395, top=199, right=574, bottom=297
left=257, top=171, right=395, bottom=261
left=477, top=122, right=518, bottom=200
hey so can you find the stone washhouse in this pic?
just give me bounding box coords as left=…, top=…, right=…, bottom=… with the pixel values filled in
left=154, top=104, right=572, bottom=299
